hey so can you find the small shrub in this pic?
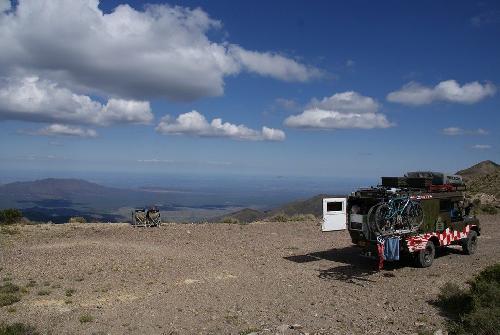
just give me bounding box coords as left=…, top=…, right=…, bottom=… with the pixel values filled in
left=79, top=313, right=94, bottom=323
left=270, top=214, right=288, bottom=222
left=0, top=294, right=20, bottom=307
left=0, top=226, right=20, bottom=235
left=224, top=314, right=238, bottom=324
left=26, top=280, right=36, bottom=288
left=0, top=283, right=20, bottom=294
left=36, top=289, right=50, bottom=296
left=289, top=214, right=316, bottom=222
left=0, top=209, right=23, bottom=225
left=69, top=217, right=87, bottom=224
left=0, top=283, right=21, bottom=307
left=65, top=288, right=76, bottom=297
left=0, top=323, right=39, bottom=335
left=436, top=263, right=500, bottom=335
left=222, top=217, right=239, bottom=224
left=437, top=282, right=472, bottom=316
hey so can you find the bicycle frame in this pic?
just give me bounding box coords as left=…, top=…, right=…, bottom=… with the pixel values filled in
left=384, top=196, right=411, bottom=220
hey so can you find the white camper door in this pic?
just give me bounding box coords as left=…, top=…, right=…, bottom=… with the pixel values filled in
left=322, top=198, right=347, bottom=231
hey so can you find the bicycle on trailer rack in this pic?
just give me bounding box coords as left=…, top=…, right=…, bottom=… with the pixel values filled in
left=368, top=195, right=424, bottom=235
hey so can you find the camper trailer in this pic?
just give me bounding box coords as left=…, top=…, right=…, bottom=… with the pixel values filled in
left=323, top=172, right=480, bottom=268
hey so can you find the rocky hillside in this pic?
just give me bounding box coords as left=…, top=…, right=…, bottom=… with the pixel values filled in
left=457, top=160, right=500, bottom=197
left=457, top=160, right=500, bottom=213
left=457, top=160, right=499, bottom=179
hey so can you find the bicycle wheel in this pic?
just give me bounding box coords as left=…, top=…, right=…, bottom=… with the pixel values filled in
left=374, top=203, right=393, bottom=235
left=404, top=201, right=424, bottom=230
left=367, top=203, right=381, bottom=233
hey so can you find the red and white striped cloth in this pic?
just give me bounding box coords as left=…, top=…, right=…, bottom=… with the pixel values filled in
left=406, top=225, right=475, bottom=252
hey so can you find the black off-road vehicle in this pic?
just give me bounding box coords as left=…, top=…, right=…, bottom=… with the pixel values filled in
left=346, top=172, right=479, bottom=268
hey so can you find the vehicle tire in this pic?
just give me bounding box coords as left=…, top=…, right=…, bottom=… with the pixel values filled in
left=462, top=230, right=478, bottom=255
left=415, top=241, right=435, bottom=268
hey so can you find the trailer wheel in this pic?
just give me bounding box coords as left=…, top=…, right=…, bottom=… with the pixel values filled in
left=415, top=241, right=435, bottom=268
left=462, top=230, right=478, bottom=255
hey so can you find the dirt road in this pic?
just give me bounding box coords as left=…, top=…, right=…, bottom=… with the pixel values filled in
left=1, top=215, right=498, bottom=334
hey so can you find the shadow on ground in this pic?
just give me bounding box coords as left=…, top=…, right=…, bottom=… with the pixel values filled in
left=284, top=246, right=408, bottom=285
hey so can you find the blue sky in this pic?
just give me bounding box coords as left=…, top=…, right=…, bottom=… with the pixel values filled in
left=0, top=0, right=499, bottom=180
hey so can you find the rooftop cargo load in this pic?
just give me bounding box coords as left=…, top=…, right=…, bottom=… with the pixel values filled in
left=406, top=171, right=464, bottom=186
left=381, top=177, right=407, bottom=188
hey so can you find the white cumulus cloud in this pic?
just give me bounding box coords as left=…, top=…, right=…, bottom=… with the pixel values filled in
left=156, top=111, right=285, bottom=141
left=0, top=76, right=153, bottom=125
left=33, top=124, right=98, bottom=138
left=284, top=91, right=392, bottom=129
left=442, top=127, right=489, bottom=136
left=229, top=46, right=322, bottom=82
left=0, top=0, right=321, bottom=101
left=387, top=80, right=496, bottom=105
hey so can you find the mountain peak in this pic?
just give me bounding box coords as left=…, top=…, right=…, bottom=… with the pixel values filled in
left=457, top=160, right=499, bottom=178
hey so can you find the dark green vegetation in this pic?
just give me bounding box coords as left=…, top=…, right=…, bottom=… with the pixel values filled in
left=436, top=263, right=500, bottom=335
left=78, top=313, right=94, bottom=323
left=0, top=282, right=21, bottom=307
left=65, top=288, right=76, bottom=297
left=0, top=323, right=39, bottom=335
left=457, top=160, right=500, bottom=214
left=0, top=209, right=22, bottom=225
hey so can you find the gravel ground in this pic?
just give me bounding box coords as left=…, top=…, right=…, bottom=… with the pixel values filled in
left=0, top=215, right=498, bottom=335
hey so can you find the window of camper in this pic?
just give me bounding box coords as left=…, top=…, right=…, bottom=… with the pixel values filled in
left=327, top=201, right=343, bottom=212
left=440, top=200, right=452, bottom=212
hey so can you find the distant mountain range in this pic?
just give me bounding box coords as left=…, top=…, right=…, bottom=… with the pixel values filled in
left=0, top=178, right=238, bottom=223
left=1, top=160, right=497, bottom=223
left=214, top=194, right=338, bottom=223
left=0, top=178, right=119, bottom=201
left=0, top=179, right=131, bottom=223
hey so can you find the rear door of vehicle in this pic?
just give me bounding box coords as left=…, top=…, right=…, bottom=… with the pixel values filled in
left=322, top=198, right=347, bottom=231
